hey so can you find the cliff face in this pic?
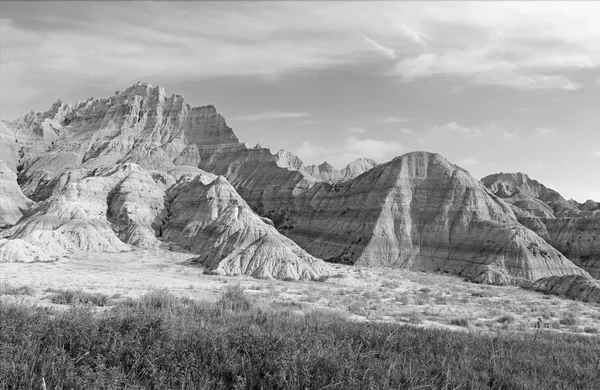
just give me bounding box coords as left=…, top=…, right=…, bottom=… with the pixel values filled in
left=6, top=82, right=240, bottom=200
left=482, top=173, right=600, bottom=279
left=0, top=158, right=34, bottom=227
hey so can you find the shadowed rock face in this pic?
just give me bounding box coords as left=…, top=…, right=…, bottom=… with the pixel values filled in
left=482, top=172, right=600, bottom=279
left=0, top=159, right=34, bottom=227
left=533, top=275, right=600, bottom=304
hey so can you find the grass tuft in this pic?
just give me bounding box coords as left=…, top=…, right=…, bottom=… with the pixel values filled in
left=49, top=289, right=110, bottom=306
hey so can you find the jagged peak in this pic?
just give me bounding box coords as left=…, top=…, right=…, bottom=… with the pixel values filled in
left=318, top=161, right=335, bottom=172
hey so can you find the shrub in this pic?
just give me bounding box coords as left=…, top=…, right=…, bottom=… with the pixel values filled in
left=583, top=326, right=598, bottom=334
left=217, top=285, right=252, bottom=312
left=448, top=317, right=471, bottom=327
left=497, top=314, right=516, bottom=325
left=559, top=311, right=579, bottom=326
left=50, top=289, right=110, bottom=306
left=0, top=283, right=35, bottom=296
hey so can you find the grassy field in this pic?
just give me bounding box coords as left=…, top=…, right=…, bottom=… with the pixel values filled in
left=1, top=287, right=599, bottom=390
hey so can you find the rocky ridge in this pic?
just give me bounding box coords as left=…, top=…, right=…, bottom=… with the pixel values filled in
left=482, top=173, right=600, bottom=279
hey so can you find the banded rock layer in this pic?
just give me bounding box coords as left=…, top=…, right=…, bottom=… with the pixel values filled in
left=0, top=161, right=330, bottom=280
left=160, top=175, right=331, bottom=280
left=482, top=173, right=600, bottom=278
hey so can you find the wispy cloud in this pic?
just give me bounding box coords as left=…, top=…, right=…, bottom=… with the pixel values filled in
left=345, top=126, right=365, bottom=134
left=533, top=127, right=557, bottom=136
left=359, top=32, right=396, bottom=60
left=232, top=111, right=308, bottom=121
left=503, top=131, right=517, bottom=139
left=431, top=122, right=483, bottom=138
left=3, top=1, right=600, bottom=118
left=516, top=108, right=550, bottom=114
left=379, top=117, right=409, bottom=124
left=591, top=151, right=600, bottom=157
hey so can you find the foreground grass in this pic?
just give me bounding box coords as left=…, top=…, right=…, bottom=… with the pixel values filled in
left=1, top=288, right=599, bottom=389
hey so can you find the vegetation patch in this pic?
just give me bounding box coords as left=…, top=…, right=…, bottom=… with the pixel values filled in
left=0, top=283, right=35, bottom=296
left=1, top=289, right=599, bottom=389
left=49, top=289, right=111, bottom=306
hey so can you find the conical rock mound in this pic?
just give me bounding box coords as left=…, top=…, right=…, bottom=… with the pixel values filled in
left=265, top=152, right=585, bottom=284
left=161, top=175, right=331, bottom=280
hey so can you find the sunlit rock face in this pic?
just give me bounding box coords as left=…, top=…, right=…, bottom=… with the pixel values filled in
left=4, top=82, right=240, bottom=200
left=482, top=173, right=600, bottom=279
left=160, top=174, right=332, bottom=281
left=0, top=163, right=165, bottom=262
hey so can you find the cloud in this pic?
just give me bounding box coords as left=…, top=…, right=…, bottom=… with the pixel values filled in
left=3, top=1, right=600, bottom=117
left=516, top=108, right=550, bottom=114
left=533, top=127, right=557, bottom=136
left=431, top=122, right=483, bottom=138
left=359, top=33, right=396, bottom=60
left=591, top=151, right=600, bottom=157
left=292, top=136, right=404, bottom=168
left=345, top=126, right=365, bottom=134
left=503, top=132, right=517, bottom=139
left=401, top=23, right=430, bottom=48
left=400, top=128, right=414, bottom=135
left=379, top=117, right=409, bottom=124
left=232, top=111, right=308, bottom=121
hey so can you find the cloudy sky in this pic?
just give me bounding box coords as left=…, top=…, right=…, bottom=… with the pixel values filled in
left=1, top=1, right=599, bottom=201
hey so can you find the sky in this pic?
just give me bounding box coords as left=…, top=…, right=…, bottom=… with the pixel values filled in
left=1, top=1, right=599, bottom=201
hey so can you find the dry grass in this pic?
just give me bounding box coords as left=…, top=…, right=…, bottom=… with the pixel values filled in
left=1, top=249, right=600, bottom=337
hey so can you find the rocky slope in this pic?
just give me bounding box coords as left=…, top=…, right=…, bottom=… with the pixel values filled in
left=160, top=174, right=331, bottom=280
left=0, top=160, right=330, bottom=280
left=533, top=275, right=600, bottom=304
left=482, top=173, right=600, bottom=278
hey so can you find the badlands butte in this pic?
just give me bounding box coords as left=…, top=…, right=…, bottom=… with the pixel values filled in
left=1, top=82, right=599, bottom=302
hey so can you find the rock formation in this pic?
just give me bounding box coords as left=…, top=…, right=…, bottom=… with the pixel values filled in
left=2, top=81, right=592, bottom=286
left=0, top=157, right=331, bottom=280
left=482, top=173, right=600, bottom=278
left=160, top=175, right=331, bottom=280
left=533, top=275, right=600, bottom=304
left=0, top=158, right=34, bottom=227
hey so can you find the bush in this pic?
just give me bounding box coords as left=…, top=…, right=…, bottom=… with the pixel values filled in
left=0, top=283, right=35, bottom=296
left=217, top=285, right=252, bottom=312
left=448, top=317, right=471, bottom=327
left=497, top=314, right=516, bottom=325
left=50, top=289, right=110, bottom=306
left=583, top=326, right=598, bottom=334
left=559, top=311, right=579, bottom=326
